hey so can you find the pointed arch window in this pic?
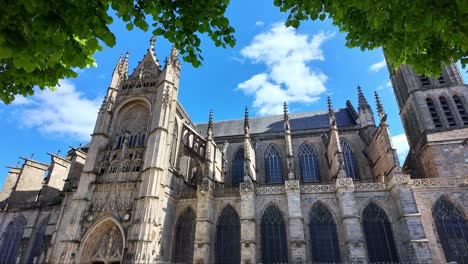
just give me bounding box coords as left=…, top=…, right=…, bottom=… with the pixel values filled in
left=265, top=145, right=283, bottom=184
left=261, top=205, right=288, bottom=264
left=299, top=143, right=320, bottom=182
left=340, top=141, right=359, bottom=180
left=27, top=218, right=49, bottom=264
left=439, top=96, right=457, bottom=126
left=362, top=203, right=399, bottom=263
left=215, top=206, right=240, bottom=264
left=0, top=215, right=27, bottom=263
left=453, top=95, right=468, bottom=125
left=232, top=148, right=244, bottom=185
left=309, top=203, right=341, bottom=263
left=426, top=98, right=443, bottom=127
left=172, top=208, right=196, bottom=264
left=433, top=198, right=468, bottom=263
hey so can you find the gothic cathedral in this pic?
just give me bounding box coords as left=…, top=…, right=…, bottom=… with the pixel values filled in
left=0, top=37, right=467, bottom=264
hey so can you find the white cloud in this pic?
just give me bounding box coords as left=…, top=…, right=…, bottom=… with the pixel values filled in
left=255, top=21, right=265, bottom=27
left=369, top=58, right=387, bottom=72
left=237, top=22, right=334, bottom=115
left=377, top=81, right=392, bottom=90
left=392, top=133, right=410, bottom=164
left=14, top=80, right=101, bottom=141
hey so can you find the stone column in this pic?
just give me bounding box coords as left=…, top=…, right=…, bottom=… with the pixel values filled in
left=239, top=182, right=257, bottom=264
left=335, top=178, right=367, bottom=263
left=193, top=183, right=215, bottom=264
left=285, top=180, right=306, bottom=263
left=388, top=174, right=432, bottom=263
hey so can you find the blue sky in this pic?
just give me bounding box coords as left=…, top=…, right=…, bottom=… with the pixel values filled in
left=0, top=1, right=466, bottom=188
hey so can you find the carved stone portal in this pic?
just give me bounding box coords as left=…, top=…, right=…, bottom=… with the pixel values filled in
left=80, top=219, right=124, bottom=264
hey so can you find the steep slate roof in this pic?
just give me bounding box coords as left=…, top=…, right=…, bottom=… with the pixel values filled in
left=196, top=108, right=357, bottom=138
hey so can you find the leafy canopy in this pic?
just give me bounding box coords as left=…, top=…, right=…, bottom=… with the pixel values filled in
left=0, top=0, right=235, bottom=103
left=275, top=0, right=468, bottom=75
left=1, top=0, right=466, bottom=104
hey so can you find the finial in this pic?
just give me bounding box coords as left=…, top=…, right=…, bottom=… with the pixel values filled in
left=283, top=102, right=289, bottom=121
left=16, top=160, right=20, bottom=168
left=149, top=36, right=156, bottom=50
left=30, top=153, right=34, bottom=159
left=79, top=143, right=82, bottom=148
left=244, top=106, right=250, bottom=133
left=207, top=109, right=214, bottom=139
left=327, top=96, right=334, bottom=116
left=57, top=149, right=61, bottom=156
left=357, top=85, right=370, bottom=109
left=375, top=91, right=386, bottom=119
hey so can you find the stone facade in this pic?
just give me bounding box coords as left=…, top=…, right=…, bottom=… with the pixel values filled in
left=0, top=39, right=466, bottom=264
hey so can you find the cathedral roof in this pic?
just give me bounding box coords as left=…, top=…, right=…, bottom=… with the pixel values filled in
left=196, top=108, right=356, bottom=138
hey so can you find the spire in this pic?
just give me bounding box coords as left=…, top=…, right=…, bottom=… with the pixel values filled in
left=357, top=85, right=371, bottom=111
left=327, top=96, right=336, bottom=127
left=129, top=36, right=160, bottom=79
left=121, top=51, right=129, bottom=80
left=375, top=91, right=387, bottom=120
left=244, top=106, right=250, bottom=134
left=207, top=109, right=214, bottom=139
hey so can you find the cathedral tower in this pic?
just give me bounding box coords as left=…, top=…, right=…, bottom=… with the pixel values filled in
left=387, top=60, right=468, bottom=178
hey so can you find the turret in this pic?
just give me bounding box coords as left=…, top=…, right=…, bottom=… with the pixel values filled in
left=357, top=85, right=375, bottom=127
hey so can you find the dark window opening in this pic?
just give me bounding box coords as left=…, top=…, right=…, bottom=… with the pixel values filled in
left=426, top=98, right=443, bottom=128
left=309, top=203, right=341, bottom=263
left=299, top=143, right=320, bottom=182
left=265, top=146, right=283, bottom=184
left=172, top=208, right=196, bottom=264
left=340, top=141, right=360, bottom=180
left=215, top=206, right=240, bottom=264
left=261, top=206, right=288, bottom=264
left=439, top=96, right=457, bottom=126
left=232, top=148, right=244, bottom=184
left=453, top=95, right=468, bottom=125
left=420, top=75, right=431, bottom=86
left=362, top=203, right=399, bottom=263
left=433, top=198, right=468, bottom=263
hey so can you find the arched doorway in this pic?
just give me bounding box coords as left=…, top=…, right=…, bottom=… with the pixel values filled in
left=80, top=218, right=124, bottom=264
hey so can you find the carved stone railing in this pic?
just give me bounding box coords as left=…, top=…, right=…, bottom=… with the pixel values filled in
left=179, top=189, right=197, bottom=199
left=256, top=184, right=285, bottom=195
left=355, top=182, right=388, bottom=192
left=411, top=177, right=466, bottom=188
left=182, top=124, right=206, bottom=161
left=301, top=184, right=335, bottom=193
left=214, top=185, right=240, bottom=197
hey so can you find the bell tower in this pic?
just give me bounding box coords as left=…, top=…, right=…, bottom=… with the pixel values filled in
left=387, top=59, right=468, bottom=178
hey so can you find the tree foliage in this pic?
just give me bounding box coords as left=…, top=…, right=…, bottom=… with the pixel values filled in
left=0, top=0, right=235, bottom=103
left=275, top=0, right=468, bottom=75
left=0, top=0, right=466, bottom=104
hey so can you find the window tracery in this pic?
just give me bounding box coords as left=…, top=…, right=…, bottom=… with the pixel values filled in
left=265, top=145, right=283, bottom=184
left=362, top=203, right=399, bottom=263
left=232, top=148, right=244, bottom=185
left=215, top=206, right=240, bottom=264
left=261, top=205, right=288, bottom=264
left=0, top=215, right=27, bottom=263
left=340, top=141, right=359, bottom=180
left=81, top=220, right=124, bottom=264
left=433, top=198, right=468, bottom=263
left=27, top=218, right=49, bottom=264
left=309, top=203, right=341, bottom=263
left=172, top=208, right=196, bottom=264
left=299, top=143, right=320, bottom=182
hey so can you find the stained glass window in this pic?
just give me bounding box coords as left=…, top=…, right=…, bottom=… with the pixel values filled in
left=261, top=205, right=288, bottom=264
left=362, top=203, right=399, bottom=263
left=215, top=206, right=240, bottom=264
left=232, top=148, right=244, bottom=184
left=172, top=208, right=196, bottom=264
left=426, top=98, right=443, bottom=127
left=299, top=143, right=320, bottom=182
left=433, top=198, right=468, bottom=263
left=265, top=145, right=283, bottom=184
left=0, top=215, right=27, bottom=264
left=453, top=95, right=468, bottom=125
left=439, top=96, right=457, bottom=126
left=340, top=141, right=360, bottom=180
left=309, top=203, right=341, bottom=262
left=27, top=218, right=49, bottom=264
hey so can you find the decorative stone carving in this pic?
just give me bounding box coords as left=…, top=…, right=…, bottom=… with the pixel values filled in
left=285, top=180, right=300, bottom=190
left=81, top=221, right=124, bottom=264
left=240, top=182, right=255, bottom=193
left=119, top=105, right=149, bottom=133
left=256, top=185, right=285, bottom=195
left=335, top=178, right=355, bottom=188
left=354, top=182, right=388, bottom=191
left=411, top=177, right=465, bottom=188
left=301, top=184, right=336, bottom=193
